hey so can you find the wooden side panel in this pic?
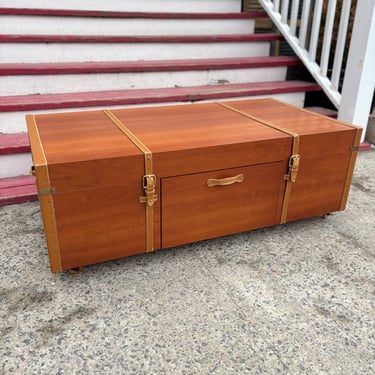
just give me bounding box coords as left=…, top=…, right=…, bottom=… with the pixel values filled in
left=285, top=152, right=351, bottom=221
left=162, top=162, right=287, bottom=248
left=285, top=131, right=357, bottom=221
left=340, top=127, right=363, bottom=210
left=29, top=110, right=161, bottom=271
left=48, top=155, right=160, bottom=270
left=26, top=114, right=62, bottom=272
left=53, top=185, right=159, bottom=270
left=221, top=98, right=361, bottom=221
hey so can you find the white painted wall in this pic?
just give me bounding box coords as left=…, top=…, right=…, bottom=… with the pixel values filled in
left=0, top=42, right=270, bottom=63
left=0, top=16, right=254, bottom=36
left=0, top=153, right=33, bottom=179
left=0, top=0, right=242, bottom=13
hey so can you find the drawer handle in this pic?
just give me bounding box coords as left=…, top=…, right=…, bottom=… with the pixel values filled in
left=206, top=174, right=244, bottom=187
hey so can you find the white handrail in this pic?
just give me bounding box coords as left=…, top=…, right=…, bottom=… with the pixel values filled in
left=257, top=0, right=375, bottom=141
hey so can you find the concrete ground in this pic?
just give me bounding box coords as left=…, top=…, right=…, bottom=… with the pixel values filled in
left=1, top=150, right=374, bottom=375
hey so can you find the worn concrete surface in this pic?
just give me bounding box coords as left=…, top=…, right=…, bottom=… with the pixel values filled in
left=1, top=150, right=374, bottom=375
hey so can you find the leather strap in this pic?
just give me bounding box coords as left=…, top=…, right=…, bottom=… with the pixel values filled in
left=216, top=102, right=300, bottom=224
left=103, top=110, right=156, bottom=252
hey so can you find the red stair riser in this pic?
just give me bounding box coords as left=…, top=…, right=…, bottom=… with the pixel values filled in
left=0, top=57, right=301, bottom=76
left=0, top=34, right=284, bottom=43
left=0, top=8, right=267, bottom=19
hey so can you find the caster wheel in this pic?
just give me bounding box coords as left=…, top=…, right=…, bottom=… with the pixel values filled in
left=68, top=266, right=84, bottom=275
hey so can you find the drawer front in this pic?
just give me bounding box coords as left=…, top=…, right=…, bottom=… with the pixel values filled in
left=161, top=162, right=286, bottom=248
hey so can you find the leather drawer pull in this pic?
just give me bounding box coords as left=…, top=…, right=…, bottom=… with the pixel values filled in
left=207, top=174, right=244, bottom=187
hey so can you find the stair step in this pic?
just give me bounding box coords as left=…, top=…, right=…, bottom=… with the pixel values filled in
left=0, top=133, right=30, bottom=154
left=0, top=57, right=301, bottom=96
left=0, top=175, right=37, bottom=205
left=0, top=81, right=321, bottom=112
left=0, top=11, right=257, bottom=36
left=0, top=8, right=266, bottom=19
left=0, top=33, right=283, bottom=43
left=0, top=34, right=280, bottom=63
left=0, top=56, right=300, bottom=75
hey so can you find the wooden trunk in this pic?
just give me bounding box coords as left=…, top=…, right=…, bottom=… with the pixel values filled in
left=26, top=98, right=361, bottom=272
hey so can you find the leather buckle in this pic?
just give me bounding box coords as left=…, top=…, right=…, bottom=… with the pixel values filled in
left=289, top=154, right=300, bottom=183
left=284, top=154, right=300, bottom=183
left=140, top=174, right=158, bottom=206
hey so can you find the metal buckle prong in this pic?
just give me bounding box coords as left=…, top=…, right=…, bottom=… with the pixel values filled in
left=142, top=174, right=156, bottom=189
left=140, top=174, right=158, bottom=206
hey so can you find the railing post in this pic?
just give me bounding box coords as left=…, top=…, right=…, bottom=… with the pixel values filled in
left=290, top=0, right=300, bottom=36
left=331, top=0, right=352, bottom=91
left=299, top=0, right=311, bottom=48
left=274, top=0, right=280, bottom=13
left=320, top=0, right=337, bottom=77
left=281, top=0, right=290, bottom=23
left=308, top=0, right=323, bottom=62
left=338, top=0, right=375, bottom=142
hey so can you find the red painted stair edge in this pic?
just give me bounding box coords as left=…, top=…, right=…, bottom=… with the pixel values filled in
left=0, top=81, right=321, bottom=112
left=0, top=33, right=284, bottom=43
left=0, top=133, right=30, bottom=154
left=359, top=142, right=372, bottom=151
left=0, top=175, right=35, bottom=189
left=0, top=7, right=267, bottom=19
left=0, top=56, right=301, bottom=76
left=0, top=175, right=37, bottom=206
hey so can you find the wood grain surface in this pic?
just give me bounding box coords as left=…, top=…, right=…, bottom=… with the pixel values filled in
left=162, top=162, right=286, bottom=248
left=28, top=99, right=359, bottom=271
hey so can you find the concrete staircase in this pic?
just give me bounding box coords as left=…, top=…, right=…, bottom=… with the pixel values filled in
left=0, top=0, right=320, bottom=205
